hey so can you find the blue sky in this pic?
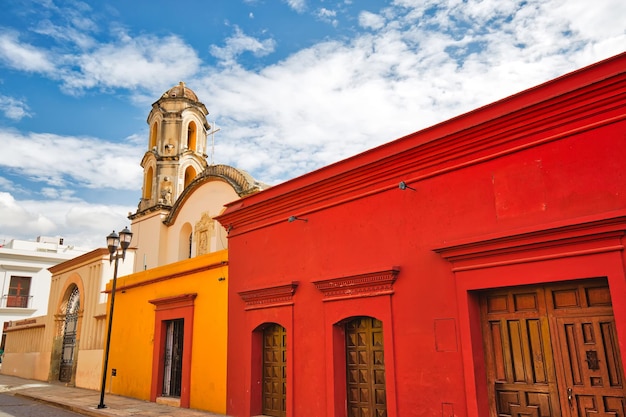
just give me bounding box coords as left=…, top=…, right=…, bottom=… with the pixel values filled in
left=0, top=0, right=624, bottom=249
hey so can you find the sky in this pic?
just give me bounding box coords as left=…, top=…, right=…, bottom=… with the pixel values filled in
left=0, top=0, right=624, bottom=250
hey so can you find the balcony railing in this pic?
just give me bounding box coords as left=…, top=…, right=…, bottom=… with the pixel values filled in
left=1, top=295, right=33, bottom=308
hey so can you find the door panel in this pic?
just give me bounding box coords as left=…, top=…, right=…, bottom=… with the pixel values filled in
left=346, top=317, right=387, bottom=417
left=481, top=279, right=626, bottom=417
left=547, top=281, right=626, bottom=417
left=482, top=289, right=561, bottom=417
left=263, top=324, right=286, bottom=417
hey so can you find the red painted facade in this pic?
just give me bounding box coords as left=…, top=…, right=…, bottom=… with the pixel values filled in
left=217, top=53, right=626, bottom=417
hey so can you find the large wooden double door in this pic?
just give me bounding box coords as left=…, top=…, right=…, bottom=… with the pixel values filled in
left=481, top=279, right=626, bottom=417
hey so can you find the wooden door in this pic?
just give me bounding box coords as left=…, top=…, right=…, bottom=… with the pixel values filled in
left=481, top=286, right=561, bottom=416
left=547, top=282, right=626, bottom=417
left=346, top=317, right=387, bottom=417
left=481, top=279, right=626, bottom=417
left=263, top=324, right=286, bottom=417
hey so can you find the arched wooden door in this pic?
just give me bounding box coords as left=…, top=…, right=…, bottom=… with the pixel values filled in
left=345, top=317, right=387, bottom=417
left=263, top=323, right=286, bottom=417
left=481, top=278, right=626, bottom=417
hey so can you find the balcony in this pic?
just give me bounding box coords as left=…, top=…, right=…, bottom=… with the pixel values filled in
left=1, top=295, right=33, bottom=309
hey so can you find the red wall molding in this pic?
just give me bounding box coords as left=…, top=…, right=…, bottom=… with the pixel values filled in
left=434, top=213, right=626, bottom=271
left=313, top=267, right=399, bottom=301
left=238, top=282, right=298, bottom=310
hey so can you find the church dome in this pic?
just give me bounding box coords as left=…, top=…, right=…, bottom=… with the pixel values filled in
left=162, top=81, right=199, bottom=101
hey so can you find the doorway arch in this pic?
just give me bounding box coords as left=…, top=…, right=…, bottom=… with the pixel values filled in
left=59, top=285, right=80, bottom=383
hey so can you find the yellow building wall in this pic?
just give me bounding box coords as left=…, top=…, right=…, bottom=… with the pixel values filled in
left=106, top=249, right=228, bottom=414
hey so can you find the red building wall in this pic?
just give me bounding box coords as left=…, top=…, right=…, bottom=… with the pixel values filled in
left=218, top=53, right=626, bottom=417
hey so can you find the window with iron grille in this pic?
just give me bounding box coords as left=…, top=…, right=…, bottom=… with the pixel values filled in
left=7, top=276, right=31, bottom=308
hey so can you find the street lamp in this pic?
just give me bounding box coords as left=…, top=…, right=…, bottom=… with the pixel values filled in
left=97, top=226, right=132, bottom=409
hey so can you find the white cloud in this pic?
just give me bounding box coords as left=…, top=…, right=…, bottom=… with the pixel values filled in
left=0, top=192, right=57, bottom=237
left=0, top=27, right=201, bottom=96
left=63, top=33, right=201, bottom=93
left=209, top=27, right=276, bottom=67
left=317, top=8, right=338, bottom=26
left=0, top=32, right=56, bottom=73
left=0, top=177, right=13, bottom=189
left=0, top=95, right=31, bottom=120
left=551, top=0, right=626, bottom=40
left=359, top=11, right=386, bottom=30
left=0, top=129, right=143, bottom=190
left=284, top=0, right=306, bottom=13
left=0, top=191, right=133, bottom=250
left=33, top=19, right=97, bottom=49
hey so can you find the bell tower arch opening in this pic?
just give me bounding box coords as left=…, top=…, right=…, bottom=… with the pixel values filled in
left=143, top=166, right=154, bottom=201
left=187, top=121, right=197, bottom=152
left=184, top=166, right=197, bottom=190
left=149, top=122, right=158, bottom=150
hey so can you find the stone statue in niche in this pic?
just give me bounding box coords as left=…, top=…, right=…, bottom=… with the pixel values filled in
left=195, top=212, right=215, bottom=256
left=160, top=177, right=172, bottom=205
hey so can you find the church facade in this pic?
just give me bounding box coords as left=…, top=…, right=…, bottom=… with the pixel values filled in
left=217, top=53, right=626, bottom=417
left=103, top=82, right=264, bottom=413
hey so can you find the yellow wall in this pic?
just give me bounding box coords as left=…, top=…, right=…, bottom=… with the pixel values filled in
left=106, top=249, right=228, bottom=413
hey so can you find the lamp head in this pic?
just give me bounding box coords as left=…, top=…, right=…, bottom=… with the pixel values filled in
left=106, top=231, right=119, bottom=256
left=119, top=226, right=133, bottom=260
left=107, top=227, right=133, bottom=262
left=119, top=227, right=133, bottom=251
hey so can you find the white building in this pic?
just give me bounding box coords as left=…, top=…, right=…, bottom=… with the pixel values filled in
left=0, top=236, right=88, bottom=348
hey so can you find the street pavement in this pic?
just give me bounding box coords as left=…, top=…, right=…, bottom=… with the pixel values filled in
left=0, top=374, right=228, bottom=417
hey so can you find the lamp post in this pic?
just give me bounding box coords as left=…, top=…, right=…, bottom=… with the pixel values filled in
left=97, top=226, right=132, bottom=409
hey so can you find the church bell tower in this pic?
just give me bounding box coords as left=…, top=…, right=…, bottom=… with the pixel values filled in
left=136, top=82, right=210, bottom=214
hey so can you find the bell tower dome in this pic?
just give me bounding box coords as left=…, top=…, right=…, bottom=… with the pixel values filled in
left=137, top=82, right=210, bottom=214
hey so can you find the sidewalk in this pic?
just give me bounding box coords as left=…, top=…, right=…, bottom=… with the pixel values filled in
left=0, top=374, right=227, bottom=417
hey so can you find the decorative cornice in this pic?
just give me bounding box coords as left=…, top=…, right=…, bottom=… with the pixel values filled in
left=149, top=293, right=197, bottom=311
left=129, top=204, right=171, bottom=220
left=434, top=212, right=626, bottom=272
left=313, top=268, right=400, bottom=301
left=4, top=320, right=45, bottom=332
left=238, top=282, right=298, bottom=310
left=48, top=248, right=110, bottom=274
